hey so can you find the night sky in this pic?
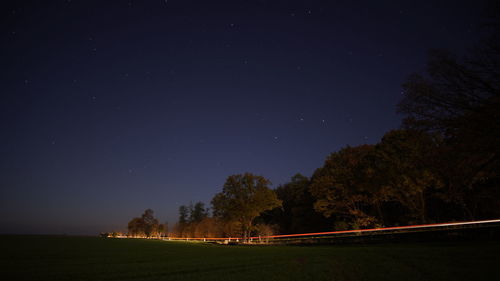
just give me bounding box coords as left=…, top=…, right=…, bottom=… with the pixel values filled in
left=0, top=0, right=489, bottom=235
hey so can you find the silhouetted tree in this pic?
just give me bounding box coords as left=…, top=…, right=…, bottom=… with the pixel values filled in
left=127, top=217, right=144, bottom=237
left=191, top=202, right=209, bottom=223
left=371, top=130, right=444, bottom=224
left=260, top=174, right=330, bottom=234
left=127, top=209, right=161, bottom=238
left=178, top=205, right=189, bottom=225
left=398, top=18, right=500, bottom=219
left=310, top=145, right=381, bottom=229
left=141, top=209, right=160, bottom=237
left=163, top=221, right=169, bottom=237
left=211, top=173, right=281, bottom=240
left=177, top=205, right=189, bottom=236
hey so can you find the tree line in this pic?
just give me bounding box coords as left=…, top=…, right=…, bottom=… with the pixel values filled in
left=127, top=13, right=499, bottom=238
left=169, top=174, right=281, bottom=239
left=127, top=209, right=167, bottom=238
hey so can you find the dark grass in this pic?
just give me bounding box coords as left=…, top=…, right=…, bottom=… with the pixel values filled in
left=0, top=235, right=498, bottom=281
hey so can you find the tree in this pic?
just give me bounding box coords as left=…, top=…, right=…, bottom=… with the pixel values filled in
left=309, top=145, right=381, bottom=229
left=176, top=205, right=189, bottom=237
left=262, top=174, right=330, bottom=234
left=175, top=202, right=211, bottom=237
left=194, top=217, right=219, bottom=238
left=191, top=202, right=209, bottom=223
left=371, top=130, right=444, bottom=224
left=178, top=205, right=189, bottom=225
left=211, top=173, right=281, bottom=240
left=127, top=209, right=160, bottom=238
left=398, top=19, right=500, bottom=219
left=163, top=221, right=169, bottom=237
left=127, top=217, right=144, bottom=237
left=158, top=224, right=165, bottom=238
left=141, top=209, right=160, bottom=238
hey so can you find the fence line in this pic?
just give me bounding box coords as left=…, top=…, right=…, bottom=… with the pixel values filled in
left=161, top=218, right=500, bottom=242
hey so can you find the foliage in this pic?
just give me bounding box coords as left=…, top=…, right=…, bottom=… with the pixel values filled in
left=260, top=174, right=331, bottom=234
left=398, top=23, right=500, bottom=219
left=174, top=202, right=212, bottom=237
left=309, top=145, right=380, bottom=229
left=178, top=205, right=189, bottom=225
left=127, top=209, right=163, bottom=238
left=191, top=202, right=209, bottom=223
left=211, top=173, right=282, bottom=239
left=127, top=217, right=144, bottom=237
left=371, top=130, right=444, bottom=224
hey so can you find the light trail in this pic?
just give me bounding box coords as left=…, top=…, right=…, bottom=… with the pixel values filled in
left=163, top=218, right=500, bottom=241
left=248, top=218, right=500, bottom=239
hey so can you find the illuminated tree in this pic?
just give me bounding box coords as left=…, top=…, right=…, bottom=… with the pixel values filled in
left=211, top=173, right=281, bottom=240
left=127, top=217, right=144, bottom=237
left=309, top=145, right=380, bottom=229
left=191, top=202, right=209, bottom=223
left=141, top=209, right=160, bottom=237
left=127, top=209, right=160, bottom=238
left=371, top=130, right=444, bottom=224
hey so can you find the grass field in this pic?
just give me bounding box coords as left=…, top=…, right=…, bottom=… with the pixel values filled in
left=0, top=235, right=498, bottom=281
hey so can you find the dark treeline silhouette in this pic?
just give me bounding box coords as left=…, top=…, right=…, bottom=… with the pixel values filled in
left=126, top=11, right=499, bottom=238
left=173, top=202, right=215, bottom=238
left=127, top=209, right=166, bottom=238
left=170, top=173, right=281, bottom=238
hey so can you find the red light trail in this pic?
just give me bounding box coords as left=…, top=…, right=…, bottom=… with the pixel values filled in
left=164, top=218, right=500, bottom=241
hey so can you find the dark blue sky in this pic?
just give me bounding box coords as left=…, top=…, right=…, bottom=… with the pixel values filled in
left=0, top=0, right=489, bottom=235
